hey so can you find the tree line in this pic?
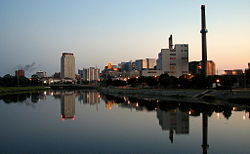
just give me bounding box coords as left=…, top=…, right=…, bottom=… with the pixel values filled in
left=102, top=72, right=250, bottom=89
left=0, top=74, right=41, bottom=87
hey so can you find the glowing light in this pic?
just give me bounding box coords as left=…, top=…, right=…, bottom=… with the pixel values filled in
left=216, top=113, right=220, bottom=119
left=233, top=107, right=237, bottom=111
left=188, top=111, right=192, bottom=115
left=136, top=76, right=139, bottom=79
left=216, top=79, right=220, bottom=83
left=243, top=115, right=246, bottom=120
left=136, top=103, right=139, bottom=107
left=43, top=81, right=47, bottom=84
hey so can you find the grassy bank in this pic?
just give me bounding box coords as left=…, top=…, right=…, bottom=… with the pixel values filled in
left=0, top=86, right=50, bottom=95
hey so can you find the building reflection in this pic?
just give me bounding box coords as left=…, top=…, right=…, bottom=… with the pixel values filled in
left=78, top=91, right=100, bottom=105
left=61, top=92, right=75, bottom=120
left=157, top=108, right=189, bottom=143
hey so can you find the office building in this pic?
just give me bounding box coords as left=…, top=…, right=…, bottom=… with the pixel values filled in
left=157, top=35, right=189, bottom=77
left=60, top=52, right=75, bottom=79
left=189, top=60, right=216, bottom=75
left=119, top=61, right=135, bottom=72
left=224, top=69, right=243, bottom=75
left=78, top=67, right=100, bottom=82
left=36, top=71, right=47, bottom=78
left=135, top=58, right=156, bottom=71
left=15, top=69, right=25, bottom=77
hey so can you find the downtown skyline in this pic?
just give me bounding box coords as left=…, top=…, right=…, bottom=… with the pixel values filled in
left=0, top=0, right=250, bottom=76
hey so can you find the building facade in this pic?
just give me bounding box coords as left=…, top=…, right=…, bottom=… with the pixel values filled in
left=15, top=69, right=25, bottom=77
left=189, top=60, right=216, bottom=76
left=157, top=39, right=189, bottom=77
left=60, top=53, right=75, bottom=79
left=78, top=67, right=100, bottom=82
left=134, top=58, right=156, bottom=71
left=36, top=71, right=47, bottom=78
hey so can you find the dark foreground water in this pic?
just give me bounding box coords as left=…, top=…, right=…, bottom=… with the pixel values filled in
left=0, top=90, right=249, bottom=154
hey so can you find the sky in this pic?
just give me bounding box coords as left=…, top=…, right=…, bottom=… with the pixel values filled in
left=0, top=0, right=249, bottom=76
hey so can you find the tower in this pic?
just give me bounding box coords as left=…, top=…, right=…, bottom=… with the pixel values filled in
left=200, top=5, right=208, bottom=76
left=169, top=34, right=173, bottom=49
left=61, top=52, right=75, bottom=79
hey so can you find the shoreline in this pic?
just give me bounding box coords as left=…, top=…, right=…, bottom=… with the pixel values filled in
left=0, top=86, right=50, bottom=95
left=98, top=87, right=250, bottom=106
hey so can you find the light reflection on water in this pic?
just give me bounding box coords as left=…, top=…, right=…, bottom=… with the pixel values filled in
left=0, top=90, right=249, bottom=153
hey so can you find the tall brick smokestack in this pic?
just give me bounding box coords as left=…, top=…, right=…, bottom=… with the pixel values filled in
left=200, top=5, right=208, bottom=76
left=169, top=34, right=173, bottom=49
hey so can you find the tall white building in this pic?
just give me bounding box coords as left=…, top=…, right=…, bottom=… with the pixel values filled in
left=78, top=67, right=100, bottom=82
left=61, top=53, right=75, bottom=79
left=157, top=35, right=188, bottom=77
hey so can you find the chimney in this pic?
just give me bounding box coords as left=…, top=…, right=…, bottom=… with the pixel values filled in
left=200, top=5, right=208, bottom=76
left=169, top=34, right=173, bottom=49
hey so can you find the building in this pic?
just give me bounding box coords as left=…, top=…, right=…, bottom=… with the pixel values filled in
left=189, top=60, right=216, bottom=76
left=60, top=52, right=75, bottom=79
left=78, top=67, right=100, bottom=82
left=36, top=71, right=47, bottom=78
left=224, top=69, right=243, bottom=75
left=119, top=61, right=135, bottom=72
left=135, top=59, right=147, bottom=70
left=207, top=61, right=216, bottom=75
left=140, top=70, right=163, bottom=77
left=189, top=61, right=200, bottom=75
left=157, top=35, right=189, bottom=77
left=15, top=69, right=25, bottom=77
left=248, top=63, right=250, bottom=69
left=135, top=58, right=156, bottom=71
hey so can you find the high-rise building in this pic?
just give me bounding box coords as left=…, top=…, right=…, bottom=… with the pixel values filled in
left=135, top=58, right=156, bottom=71
left=78, top=67, right=100, bottom=82
left=15, top=69, right=25, bottom=77
left=189, top=60, right=216, bottom=76
left=135, top=59, right=147, bottom=70
left=146, top=58, right=157, bottom=70
left=60, top=53, right=75, bottom=79
left=119, top=61, right=135, bottom=72
left=157, top=35, right=188, bottom=77
left=207, top=60, right=216, bottom=75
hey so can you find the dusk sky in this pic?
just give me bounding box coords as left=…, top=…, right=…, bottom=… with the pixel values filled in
left=0, top=0, right=249, bottom=76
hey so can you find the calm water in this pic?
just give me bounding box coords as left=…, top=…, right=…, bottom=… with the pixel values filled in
left=0, top=90, right=249, bottom=153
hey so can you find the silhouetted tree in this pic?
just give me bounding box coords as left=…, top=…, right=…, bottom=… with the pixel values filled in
left=127, top=78, right=137, bottom=87
left=159, top=73, right=170, bottom=88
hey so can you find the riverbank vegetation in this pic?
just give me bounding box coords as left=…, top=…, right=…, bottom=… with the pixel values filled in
left=101, top=73, right=248, bottom=89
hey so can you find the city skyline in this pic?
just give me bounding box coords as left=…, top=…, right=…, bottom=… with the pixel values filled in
left=0, top=0, right=249, bottom=76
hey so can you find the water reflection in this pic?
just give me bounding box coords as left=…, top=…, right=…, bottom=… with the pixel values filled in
left=0, top=90, right=250, bottom=153
left=61, top=91, right=75, bottom=120
left=157, top=108, right=189, bottom=143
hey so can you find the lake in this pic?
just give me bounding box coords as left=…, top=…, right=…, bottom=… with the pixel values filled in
left=0, top=90, right=249, bottom=153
